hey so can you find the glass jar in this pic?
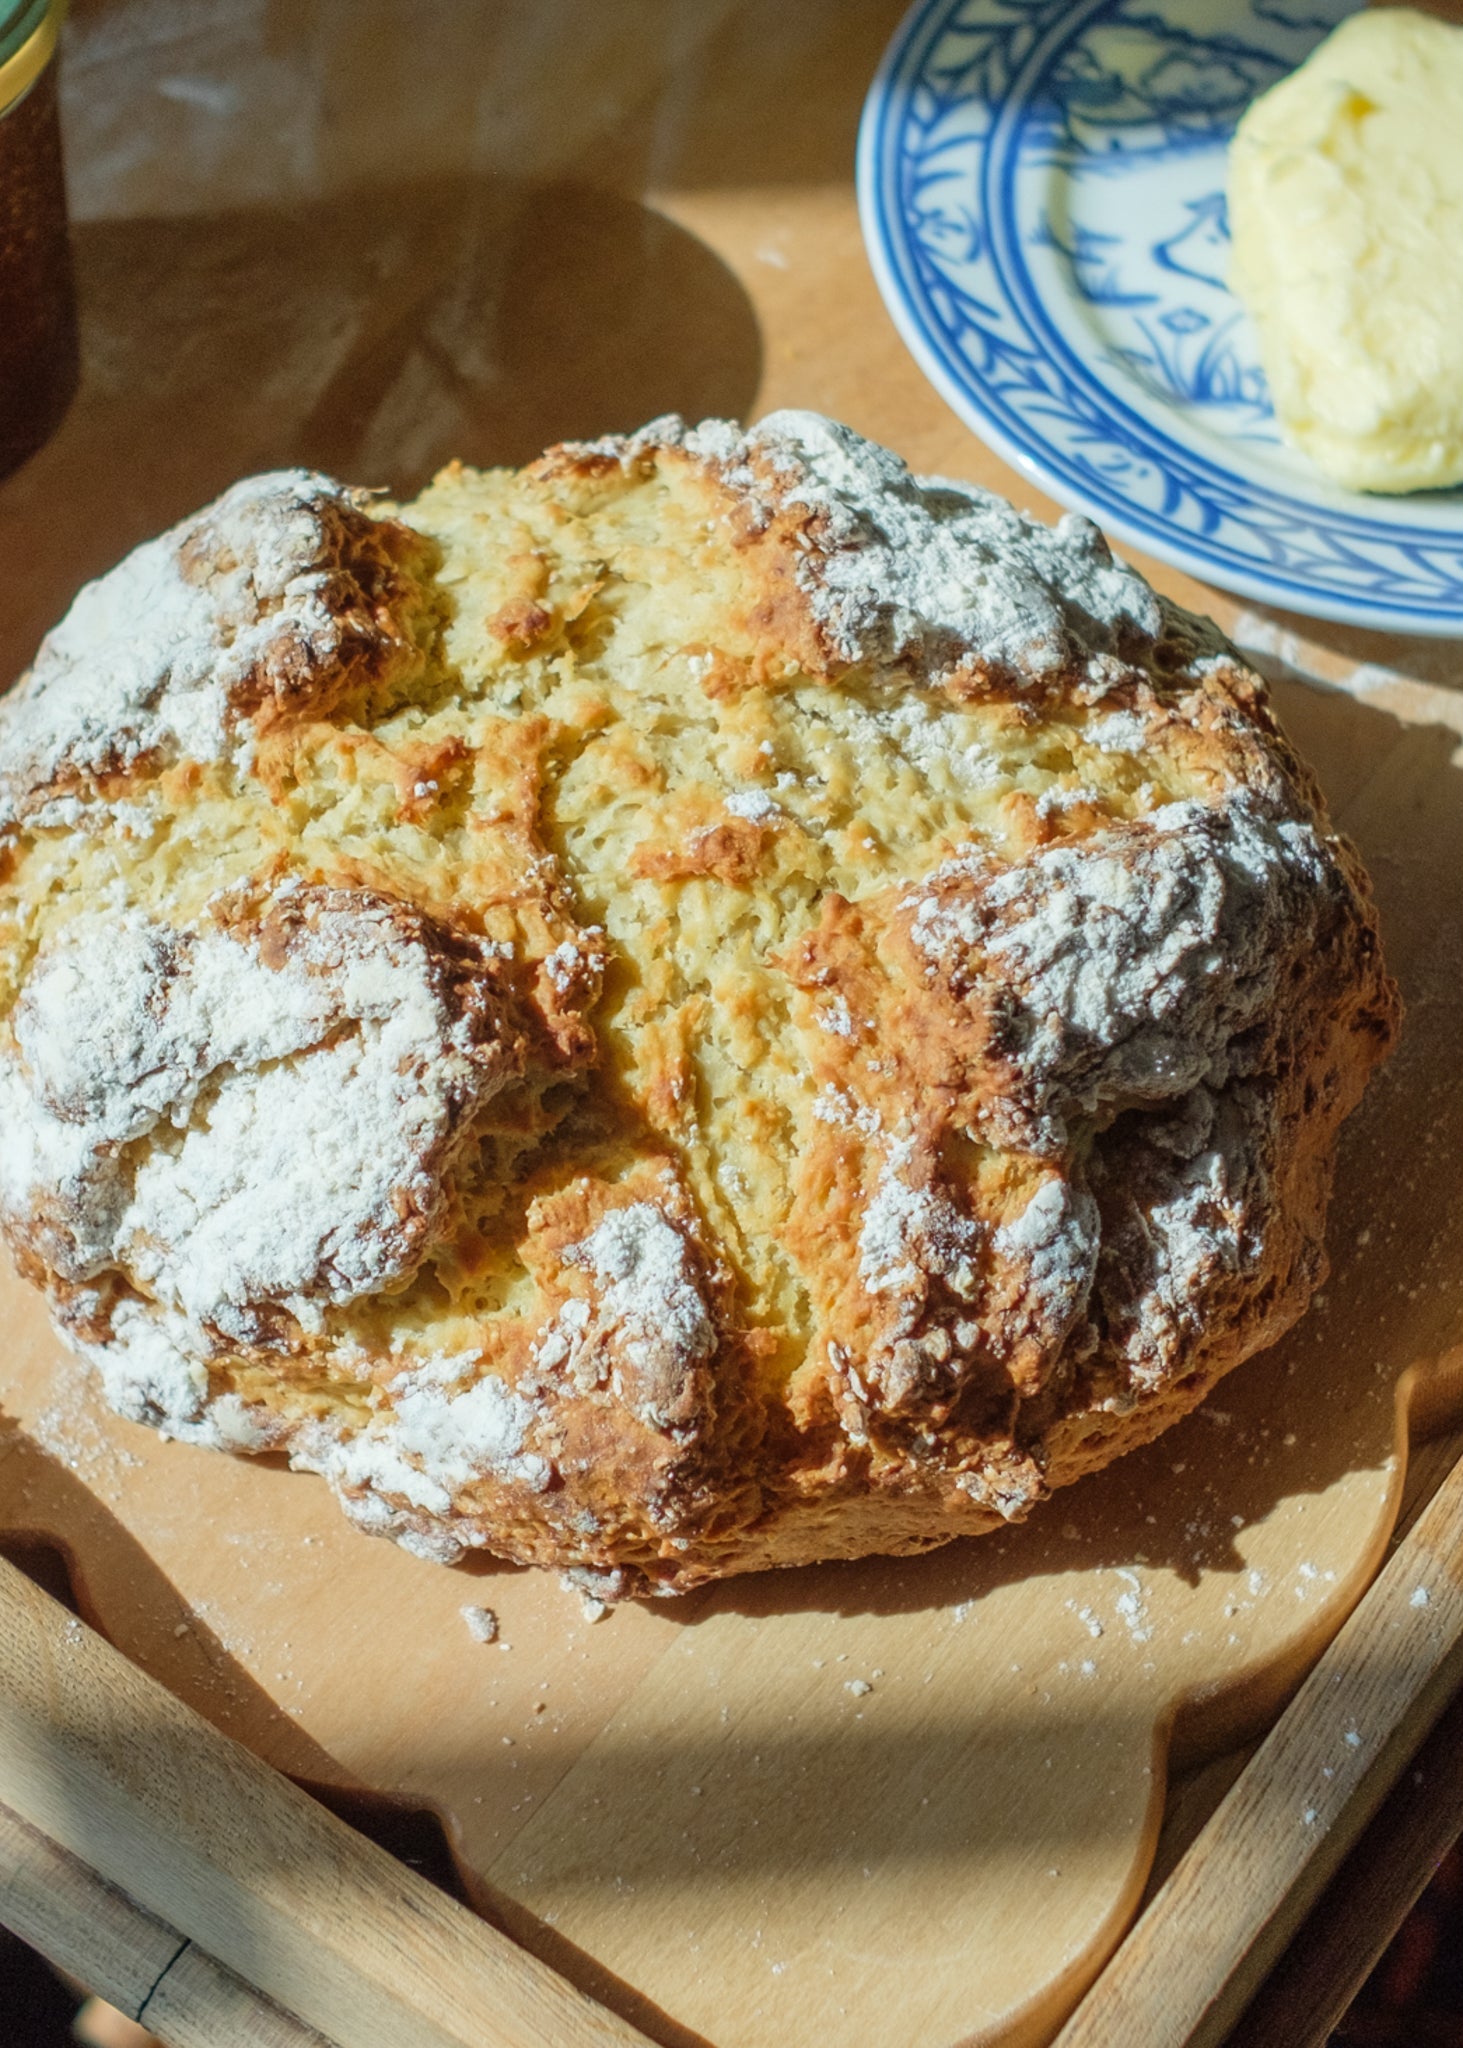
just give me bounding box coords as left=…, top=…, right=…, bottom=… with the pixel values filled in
left=0, top=0, right=77, bottom=480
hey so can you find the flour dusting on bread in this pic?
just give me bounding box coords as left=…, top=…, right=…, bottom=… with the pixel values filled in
left=0, top=474, right=435, bottom=827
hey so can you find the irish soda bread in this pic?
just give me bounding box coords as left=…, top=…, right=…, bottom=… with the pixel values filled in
left=0, top=415, right=1397, bottom=1596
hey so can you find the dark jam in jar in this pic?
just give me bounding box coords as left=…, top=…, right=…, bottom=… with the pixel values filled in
left=0, top=1, right=77, bottom=480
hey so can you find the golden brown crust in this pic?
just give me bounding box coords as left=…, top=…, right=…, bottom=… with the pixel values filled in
left=0, top=418, right=1399, bottom=1595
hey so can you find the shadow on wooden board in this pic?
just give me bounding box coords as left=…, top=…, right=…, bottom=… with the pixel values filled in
left=0, top=1419, right=348, bottom=1788
left=0, top=1463, right=707, bottom=2048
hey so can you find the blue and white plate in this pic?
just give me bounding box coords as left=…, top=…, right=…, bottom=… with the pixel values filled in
left=858, top=0, right=1463, bottom=636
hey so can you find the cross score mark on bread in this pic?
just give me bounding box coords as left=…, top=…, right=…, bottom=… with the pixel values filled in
left=0, top=415, right=1398, bottom=1595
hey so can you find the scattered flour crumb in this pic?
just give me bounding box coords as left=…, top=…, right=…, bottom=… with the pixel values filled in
left=1411, top=1586, right=1431, bottom=1609
left=460, top=1604, right=498, bottom=1644
left=844, top=1679, right=873, bottom=1698
left=1114, top=1568, right=1154, bottom=1645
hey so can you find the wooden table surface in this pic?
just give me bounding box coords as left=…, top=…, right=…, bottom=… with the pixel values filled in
left=2, top=4, right=1463, bottom=2045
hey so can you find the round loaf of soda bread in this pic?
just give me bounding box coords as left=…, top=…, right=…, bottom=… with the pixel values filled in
left=0, top=415, right=1399, bottom=1596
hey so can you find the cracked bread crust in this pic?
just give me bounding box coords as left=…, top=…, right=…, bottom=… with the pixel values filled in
left=0, top=414, right=1398, bottom=1595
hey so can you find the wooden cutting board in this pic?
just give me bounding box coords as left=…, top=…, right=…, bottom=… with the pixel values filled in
left=3, top=4, right=1463, bottom=2041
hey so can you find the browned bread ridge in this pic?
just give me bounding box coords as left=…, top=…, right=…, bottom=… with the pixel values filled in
left=0, top=415, right=1399, bottom=1596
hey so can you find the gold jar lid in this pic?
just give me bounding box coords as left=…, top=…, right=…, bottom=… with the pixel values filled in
left=0, top=0, right=64, bottom=119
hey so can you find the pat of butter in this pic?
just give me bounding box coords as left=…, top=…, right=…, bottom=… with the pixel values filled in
left=1228, top=8, right=1463, bottom=494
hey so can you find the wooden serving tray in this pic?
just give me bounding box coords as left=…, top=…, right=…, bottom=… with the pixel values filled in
left=3, top=4, right=1463, bottom=2039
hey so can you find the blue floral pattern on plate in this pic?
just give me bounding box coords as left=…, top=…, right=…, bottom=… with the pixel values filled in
left=857, top=0, right=1463, bottom=634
